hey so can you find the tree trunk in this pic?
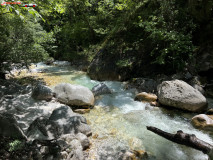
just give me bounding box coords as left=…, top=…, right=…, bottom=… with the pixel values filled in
left=146, top=126, right=213, bottom=159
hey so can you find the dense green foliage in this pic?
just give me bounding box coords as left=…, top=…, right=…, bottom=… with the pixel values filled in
left=0, top=5, right=55, bottom=71
left=9, top=140, right=23, bottom=152
left=0, top=0, right=212, bottom=74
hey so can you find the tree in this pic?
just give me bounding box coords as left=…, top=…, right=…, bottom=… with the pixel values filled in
left=0, top=4, right=55, bottom=73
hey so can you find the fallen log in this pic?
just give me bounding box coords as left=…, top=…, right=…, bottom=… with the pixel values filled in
left=146, top=126, right=213, bottom=159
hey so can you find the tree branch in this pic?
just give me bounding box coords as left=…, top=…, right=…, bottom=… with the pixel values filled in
left=146, top=126, right=213, bottom=154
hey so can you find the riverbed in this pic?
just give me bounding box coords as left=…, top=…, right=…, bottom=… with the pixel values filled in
left=25, top=62, right=213, bottom=160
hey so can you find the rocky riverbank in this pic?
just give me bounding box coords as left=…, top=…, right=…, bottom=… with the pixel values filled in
left=1, top=61, right=213, bottom=160
left=0, top=77, right=146, bottom=160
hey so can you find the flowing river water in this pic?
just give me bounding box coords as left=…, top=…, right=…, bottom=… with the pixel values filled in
left=29, top=62, right=212, bottom=160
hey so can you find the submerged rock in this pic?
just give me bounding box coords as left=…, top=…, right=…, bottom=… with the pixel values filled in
left=0, top=113, right=26, bottom=139
left=53, top=83, right=94, bottom=107
left=157, top=80, right=207, bottom=112
left=191, top=114, right=213, bottom=131
left=32, top=84, right=53, bottom=101
left=92, top=83, right=112, bottom=96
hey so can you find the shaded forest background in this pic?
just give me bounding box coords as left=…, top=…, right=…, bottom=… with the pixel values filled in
left=0, top=0, right=213, bottom=79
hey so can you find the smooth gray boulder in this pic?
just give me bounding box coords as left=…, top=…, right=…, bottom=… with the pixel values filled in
left=157, top=80, right=207, bottom=112
left=53, top=83, right=94, bottom=107
left=32, top=84, right=53, bottom=101
left=0, top=113, right=26, bottom=139
left=92, top=83, right=112, bottom=96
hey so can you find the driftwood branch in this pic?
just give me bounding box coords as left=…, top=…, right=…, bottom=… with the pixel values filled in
left=146, top=126, right=213, bottom=155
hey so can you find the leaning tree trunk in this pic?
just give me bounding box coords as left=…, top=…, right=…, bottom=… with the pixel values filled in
left=146, top=126, right=213, bottom=160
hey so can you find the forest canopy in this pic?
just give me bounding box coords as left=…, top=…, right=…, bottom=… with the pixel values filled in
left=0, top=0, right=212, bottom=74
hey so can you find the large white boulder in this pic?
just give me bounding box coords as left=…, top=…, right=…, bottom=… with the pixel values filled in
left=157, top=80, right=207, bottom=112
left=53, top=83, right=94, bottom=107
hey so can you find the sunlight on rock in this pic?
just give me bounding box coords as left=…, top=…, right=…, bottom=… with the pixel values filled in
left=6, top=62, right=211, bottom=160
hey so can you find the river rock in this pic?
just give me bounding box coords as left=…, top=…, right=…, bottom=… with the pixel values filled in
left=157, top=80, right=207, bottom=112
left=26, top=116, right=61, bottom=140
left=32, top=84, right=53, bottom=101
left=192, top=84, right=205, bottom=95
left=135, top=92, right=157, bottom=102
left=191, top=114, right=213, bottom=131
left=74, top=109, right=90, bottom=114
left=188, top=76, right=205, bottom=95
left=0, top=113, right=26, bottom=139
left=68, top=139, right=85, bottom=160
left=76, top=133, right=90, bottom=150
left=45, top=57, right=54, bottom=65
left=49, top=106, right=92, bottom=136
left=53, top=83, right=94, bottom=107
left=27, top=106, right=92, bottom=140
left=206, top=108, right=213, bottom=115
left=92, top=83, right=112, bottom=96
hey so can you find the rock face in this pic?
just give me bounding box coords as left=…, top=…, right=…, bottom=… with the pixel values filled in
left=0, top=113, right=26, bottom=139
left=92, top=83, right=112, bottom=96
left=191, top=114, right=213, bottom=131
left=196, top=46, right=213, bottom=73
left=26, top=106, right=91, bottom=160
left=53, top=83, right=94, bottom=107
left=32, top=84, right=53, bottom=101
left=126, top=78, right=158, bottom=93
left=157, top=80, right=207, bottom=112
left=27, top=106, right=92, bottom=140
left=87, top=49, right=122, bottom=81
left=88, top=47, right=174, bottom=81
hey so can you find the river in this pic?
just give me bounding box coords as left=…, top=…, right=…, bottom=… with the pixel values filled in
left=31, top=62, right=212, bottom=160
